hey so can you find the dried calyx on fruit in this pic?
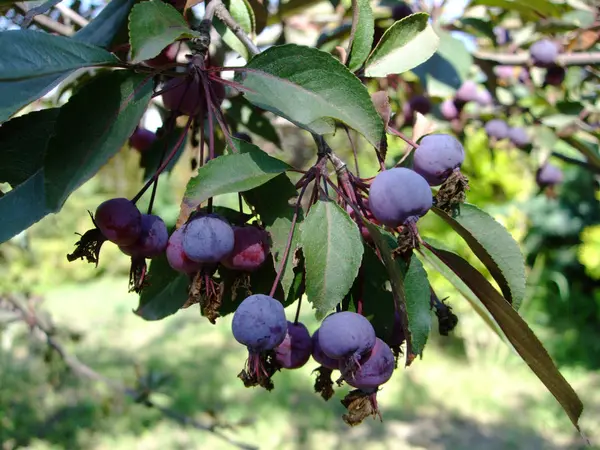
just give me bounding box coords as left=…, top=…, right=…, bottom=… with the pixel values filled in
left=413, top=134, right=465, bottom=187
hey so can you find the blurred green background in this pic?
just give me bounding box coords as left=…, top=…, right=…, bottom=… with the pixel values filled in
left=1, top=115, right=599, bottom=449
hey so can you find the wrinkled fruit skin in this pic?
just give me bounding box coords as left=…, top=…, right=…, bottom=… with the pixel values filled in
left=232, top=294, right=288, bottom=352
left=162, top=76, right=204, bottom=116
left=536, top=163, right=563, bottom=187
left=545, top=65, right=565, bottom=86
left=342, top=338, right=395, bottom=391
left=318, top=312, right=376, bottom=362
left=166, top=227, right=203, bottom=274
left=508, top=127, right=530, bottom=148
left=455, top=80, right=479, bottom=104
left=485, top=119, right=509, bottom=140
left=440, top=99, right=459, bottom=120
left=369, top=168, right=433, bottom=227
left=413, top=134, right=465, bottom=186
left=275, top=321, right=313, bottom=369
left=530, top=39, right=559, bottom=67
left=145, top=43, right=179, bottom=68
left=311, top=328, right=339, bottom=370
left=221, top=226, right=270, bottom=272
left=183, top=214, right=235, bottom=263
left=120, top=214, right=169, bottom=259
left=95, top=198, right=142, bottom=246
left=129, top=127, right=157, bottom=153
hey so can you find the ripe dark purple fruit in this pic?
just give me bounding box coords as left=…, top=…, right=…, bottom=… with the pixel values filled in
left=120, top=214, right=169, bottom=259
left=232, top=294, right=287, bottom=352
left=182, top=214, right=235, bottom=263
left=440, top=99, right=459, bottom=120
left=95, top=198, right=142, bottom=246
left=530, top=39, right=559, bottom=67
left=413, top=134, right=465, bottom=186
left=536, top=163, right=563, bottom=187
left=311, top=329, right=339, bottom=370
left=275, top=321, right=313, bottom=369
left=484, top=119, right=509, bottom=140
left=162, top=76, right=203, bottom=116
left=508, top=127, right=530, bottom=148
left=455, top=80, right=479, bottom=104
left=129, top=127, right=156, bottom=153
left=166, top=227, right=202, bottom=274
left=494, top=65, right=516, bottom=80
left=408, top=96, right=431, bottom=115
left=318, top=312, right=376, bottom=365
left=391, top=2, right=413, bottom=20
left=342, top=338, right=395, bottom=391
left=221, top=226, right=270, bottom=272
left=369, top=168, right=433, bottom=227
left=544, top=65, right=565, bottom=86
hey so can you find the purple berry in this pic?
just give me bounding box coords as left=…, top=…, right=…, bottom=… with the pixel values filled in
left=391, top=2, right=413, bottom=20
left=530, top=39, right=559, bottom=68
left=413, top=134, right=465, bottom=186
left=476, top=89, right=493, bottom=107
left=409, top=96, right=431, bottom=115
left=536, top=163, right=563, bottom=187
left=232, top=294, right=288, bottom=352
left=162, top=76, right=204, bottom=116
left=485, top=119, right=509, bottom=140
left=311, top=328, right=339, bottom=370
left=387, top=310, right=405, bottom=347
left=182, top=215, right=235, bottom=263
left=221, top=226, right=270, bottom=272
left=369, top=168, right=433, bottom=227
left=341, top=338, right=395, bottom=391
left=508, top=127, right=530, bottom=148
left=166, top=227, right=203, bottom=274
left=544, top=65, right=565, bottom=86
left=495, top=65, right=516, bottom=80
left=494, top=27, right=510, bottom=46
left=455, top=80, right=479, bottom=104
left=129, top=127, right=156, bottom=153
left=440, top=99, right=459, bottom=120
left=120, top=214, right=168, bottom=259
left=275, top=321, right=313, bottom=369
left=318, top=312, right=376, bottom=366
left=95, top=198, right=142, bottom=246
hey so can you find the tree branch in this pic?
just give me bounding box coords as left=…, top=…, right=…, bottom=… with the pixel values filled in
left=474, top=50, right=600, bottom=67
left=14, top=2, right=74, bottom=35
left=210, top=0, right=260, bottom=57
left=2, top=295, right=257, bottom=450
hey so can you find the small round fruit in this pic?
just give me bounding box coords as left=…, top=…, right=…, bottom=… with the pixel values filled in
left=232, top=294, right=287, bottom=352
left=455, top=80, right=479, bottom=104
left=508, top=127, right=530, bottom=149
left=409, top=96, right=431, bottom=115
left=476, top=89, right=493, bottom=107
left=494, top=65, right=516, bottom=80
left=275, top=321, right=313, bottom=369
left=182, top=214, right=235, bottom=263
left=162, top=76, right=203, bottom=116
left=166, top=227, right=203, bottom=274
left=484, top=119, right=509, bottom=140
left=318, top=312, right=376, bottom=363
left=95, top=198, right=142, bottom=246
left=129, top=127, right=157, bottom=153
left=311, top=328, right=339, bottom=370
left=391, top=2, right=413, bottom=20
left=342, top=338, right=395, bottom=391
left=221, top=226, right=270, bottom=272
left=544, top=65, right=565, bottom=86
left=369, top=168, right=433, bottom=227
left=120, top=214, right=169, bottom=258
left=536, top=163, right=563, bottom=187
left=530, top=39, right=559, bottom=68
left=440, top=99, right=459, bottom=120
left=413, top=134, right=465, bottom=186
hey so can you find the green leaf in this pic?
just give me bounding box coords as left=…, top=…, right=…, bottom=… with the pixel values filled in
left=432, top=204, right=526, bottom=310
left=226, top=96, right=282, bottom=148
left=182, top=142, right=290, bottom=212
left=346, top=0, right=374, bottom=72
left=128, top=0, right=200, bottom=63
left=364, top=13, right=439, bottom=78
left=301, top=199, right=364, bottom=320
left=136, top=254, right=190, bottom=320
left=425, top=244, right=584, bottom=432
left=0, top=109, right=60, bottom=187
left=44, top=71, right=153, bottom=210
left=0, top=30, right=118, bottom=81
left=469, top=0, right=563, bottom=19
left=75, top=0, right=137, bottom=48
left=243, top=174, right=302, bottom=298
left=236, top=44, right=385, bottom=149
left=214, top=0, right=255, bottom=60
left=404, top=254, right=431, bottom=356
left=140, top=127, right=189, bottom=181
left=541, top=114, right=578, bottom=129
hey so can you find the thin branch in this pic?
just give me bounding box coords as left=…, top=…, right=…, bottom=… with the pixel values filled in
left=211, top=0, right=260, bottom=57
left=14, top=2, right=74, bottom=35
left=20, top=0, right=63, bottom=27
left=3, top=295, right=257, bottom=450
left=55, top=3, right=89, bottom=28
left=474, top=50, right=600, bottom=67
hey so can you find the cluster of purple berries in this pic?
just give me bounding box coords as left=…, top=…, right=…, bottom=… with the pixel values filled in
left=439, top=80, right=493, bottom=121
left=484, top=120, right=531, bottom=149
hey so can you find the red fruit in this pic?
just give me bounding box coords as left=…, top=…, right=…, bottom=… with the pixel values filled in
left=145, top=43, right=179, bottom=68
left=95, top=198, right=142, bottom=246
left=166, top=227, right=203, bottom=274
left=221, top=226, right=270, bottom=272
left=129, top=127, right=156, bottom=152
left=162, top=76, right=204, bottom=116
